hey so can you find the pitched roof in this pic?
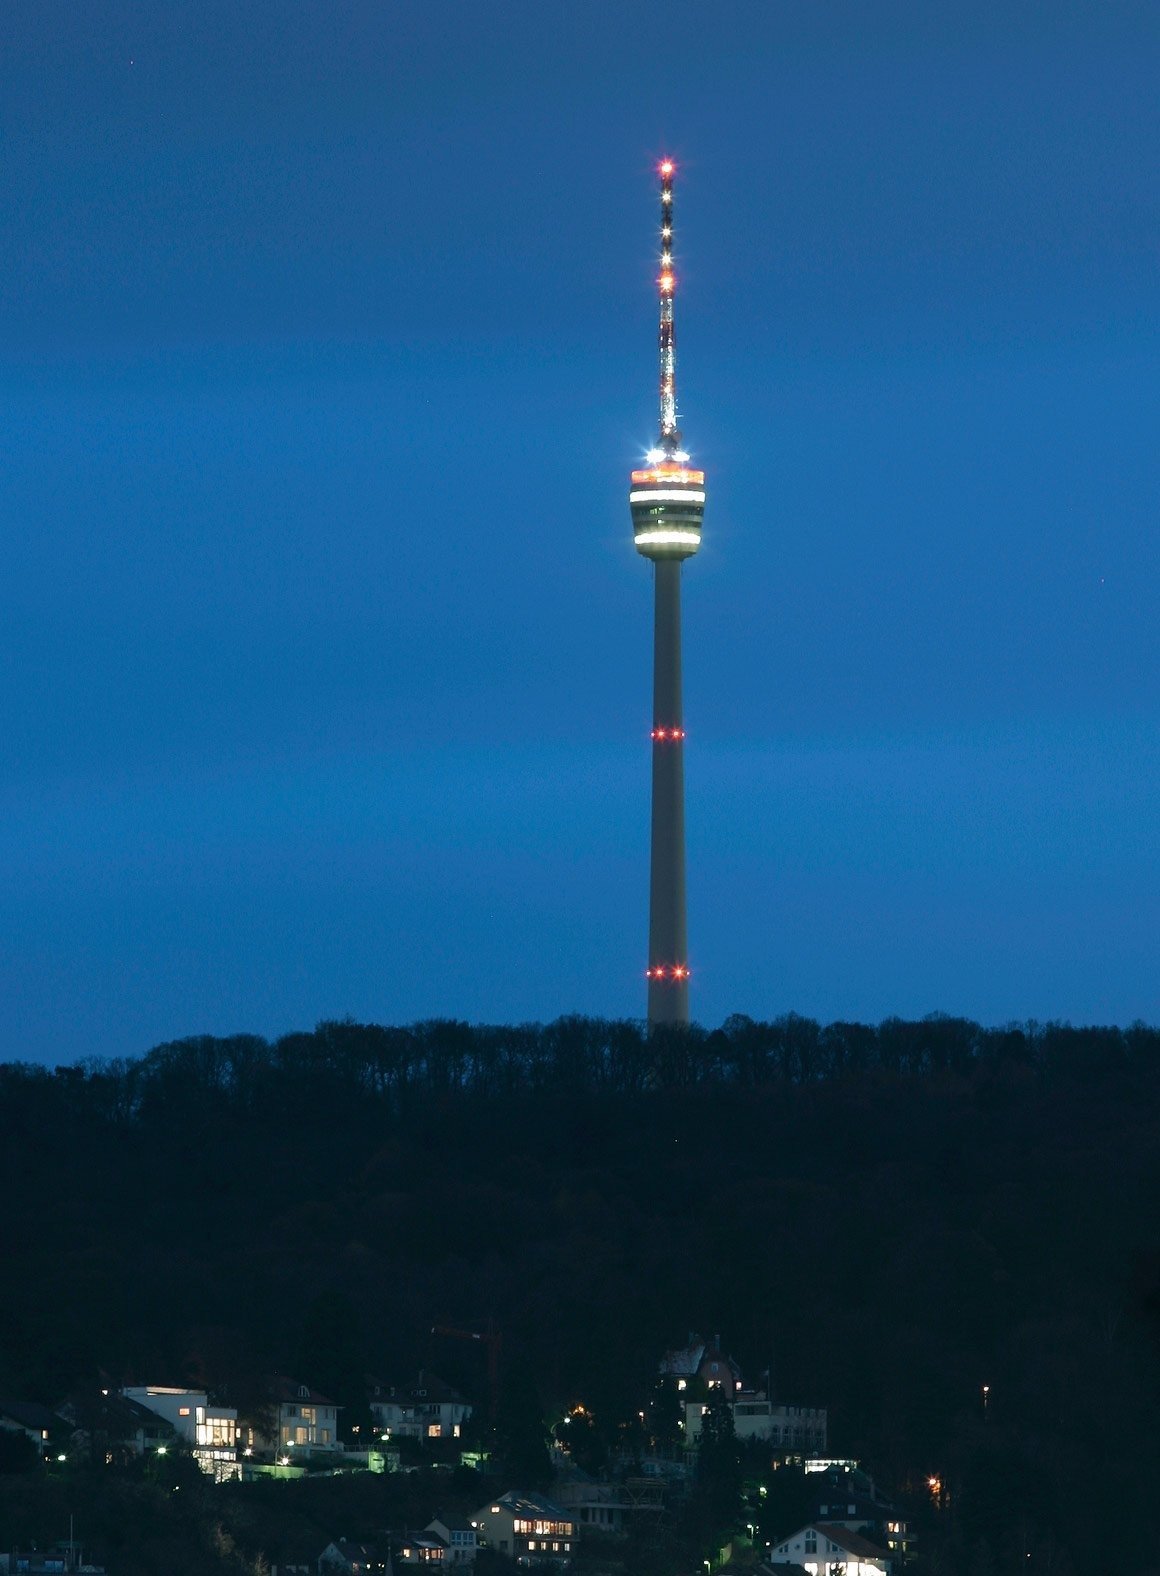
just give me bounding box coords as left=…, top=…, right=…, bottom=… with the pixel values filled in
left=476, top=1490, right=574, bottom=1522
left=57, top=1392, right=175, bottom=1437
left=0, top=1399, right=60, bottom=1431
left=659, top=1340, right=706, bottom=1377
left=375, top=1371, right=466, bottom=1406
left=270, top=1376, right=338, bottom=1407
left=321, top=1540, right=383, bottom=1571
left=814, top=1523, right=890, bottom=1559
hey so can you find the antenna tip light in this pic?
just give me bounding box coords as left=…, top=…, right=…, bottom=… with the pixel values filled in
left=659, top=159, right=674, bottom=177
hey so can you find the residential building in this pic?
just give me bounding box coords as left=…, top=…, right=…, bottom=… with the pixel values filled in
left=770, top=1522, right=891, bottom=1575
left=121, top=1386, right=239, bottom=1478
left=255, top=1379, right=341, bottom=1455
left=318, top=1541, right=387, bottom=1575
left=472, top=1491, right=576, bottom=1565
left=659, top=1334, right=744, bottom=1394
left=425, top=1518, right=477, bottom=1565
left=370, top=1372, right=471, bottom=1442
left=395, top=1534, right=446, bottom=1566
left=2, top=1552, right=106, bottom=1575
left=804, top=1464, right=910, bottom=1563
left=0, top=1400, right=60, bottom=1454
left=684, top=1397, right=827, bottom=1453
left=552, top=1465, right=665, bottom=1537
left=57, top=1392, right=175, bottom=1462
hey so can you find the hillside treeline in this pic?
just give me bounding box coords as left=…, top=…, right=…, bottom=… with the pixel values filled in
left=9, top=1011, right=1160, bottom=1121
left=1, top=1013, right=1159, bottom=1573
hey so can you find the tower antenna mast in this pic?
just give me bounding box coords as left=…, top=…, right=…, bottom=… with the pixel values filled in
left=628, top=158, right=707, bottom=1028
left=658, top=159, right=679, bottom=451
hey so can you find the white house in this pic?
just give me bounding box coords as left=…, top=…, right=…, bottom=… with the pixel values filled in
left=425, top=1518, right=477, bottom=1565
left=121, top=1386, right=238, bottom=1479
left=268, top=1379, right=342, bottom=1453
left=472, top=1491, right=576, bottom=1565
left=684, top=1397, right=827, bottom=1453
left=770, top=1522, right=890, bottom=1575
left=370, top=1372, right=471, bottom=1443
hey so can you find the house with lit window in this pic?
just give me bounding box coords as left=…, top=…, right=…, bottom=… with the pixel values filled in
left=395, top=1533, right=447, bottom=1566
left=57, top=1390, right=176, bottom=1462
left=121, top=1385, right=239, bottom=1478
left=370, top=1372, right=471, bottom=1442
left=425, top=1517, right=477, bottom=1565
left=803, top=1463, right=910, bottom=1563
left=264, top=1378, right=342, bottom=1454
left=658, top=1333, right=745, bottom=1394
left=770, top=1522, right=891, bottom=1575
left=0, top=1400, right=61, bottom=1456
left=318, top=1540, right=388, bottom=1574
left=472, top=1490, right=576, bottom=1565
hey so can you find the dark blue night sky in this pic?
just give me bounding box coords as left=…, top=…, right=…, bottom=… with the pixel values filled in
left=3, top=0, right=1158, bottom=1063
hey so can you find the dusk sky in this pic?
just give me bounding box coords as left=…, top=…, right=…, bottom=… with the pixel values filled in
left=3, top=0, right=1158, bottom=1064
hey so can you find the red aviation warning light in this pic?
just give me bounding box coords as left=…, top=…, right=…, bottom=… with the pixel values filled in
left=659, top=159, right=674, bottom=177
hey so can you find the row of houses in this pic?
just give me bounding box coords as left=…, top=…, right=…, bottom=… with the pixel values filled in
left=0, top=1370, right=471, bottom=1484
left=316, top=1491, right=578, bottom=1574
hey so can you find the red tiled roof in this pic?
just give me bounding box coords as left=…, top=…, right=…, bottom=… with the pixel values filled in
left=815, top=1522, right=890, bottom=1559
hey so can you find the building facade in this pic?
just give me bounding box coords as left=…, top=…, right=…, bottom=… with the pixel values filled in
left=472, top=1491, right=576, bottom=1565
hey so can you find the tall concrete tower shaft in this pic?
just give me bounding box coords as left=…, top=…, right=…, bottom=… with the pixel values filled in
left=628, top=160, right=706, bottom=1028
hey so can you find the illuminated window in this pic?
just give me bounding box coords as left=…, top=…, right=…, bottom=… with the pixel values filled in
left=428, top=1424, right=441, bottom=1438
left=179, top=1407, right=191, bottom=1417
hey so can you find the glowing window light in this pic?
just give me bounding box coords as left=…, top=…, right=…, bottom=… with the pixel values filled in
left=630, top=468, right=704, bottom=485
left=630, top=489, right=706, bottom=504
left=634, top=528, right=702, bottom=547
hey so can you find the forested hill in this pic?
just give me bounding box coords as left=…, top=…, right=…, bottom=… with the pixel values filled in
left=2, top=1013, right=1160, bottom=1562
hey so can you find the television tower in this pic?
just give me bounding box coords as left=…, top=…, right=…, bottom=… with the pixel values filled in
left=629, top=158, right=706, bottom=1028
